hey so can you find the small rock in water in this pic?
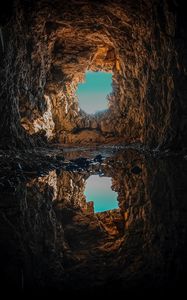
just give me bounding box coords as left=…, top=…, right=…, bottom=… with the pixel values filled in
left=73, top=157, right=89, bottom=168
left=94, top=155, right=103, bottom=162
left=66, top=164, right=77, bottom=171
left=131, top=166, right=142, bottom=174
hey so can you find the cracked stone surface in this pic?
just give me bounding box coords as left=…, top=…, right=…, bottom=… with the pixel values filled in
left=0, top=0, right=187, bottom=149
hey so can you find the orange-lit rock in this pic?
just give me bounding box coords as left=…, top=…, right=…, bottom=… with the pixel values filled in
left=0, top=0, right=186, bottom=149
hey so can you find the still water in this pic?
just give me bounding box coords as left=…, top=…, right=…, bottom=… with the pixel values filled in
left=0, top=148, right=187, bottom=291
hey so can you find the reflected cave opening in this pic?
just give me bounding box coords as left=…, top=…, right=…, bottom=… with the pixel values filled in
left=84, top=174, right=118, bottom=213
left=76, top=71, right=113, bottom=115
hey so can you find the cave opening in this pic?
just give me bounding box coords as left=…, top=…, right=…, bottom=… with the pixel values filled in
left=76, top=71, right=113, bottom=115
left=84, top=175, right=118, bottom=213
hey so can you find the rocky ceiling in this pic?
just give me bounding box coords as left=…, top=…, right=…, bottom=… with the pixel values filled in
left=0, top=0, right=187, bottom=149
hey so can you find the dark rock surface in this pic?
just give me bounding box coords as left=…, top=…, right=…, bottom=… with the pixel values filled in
left=0, top=149, right=187, bottom=291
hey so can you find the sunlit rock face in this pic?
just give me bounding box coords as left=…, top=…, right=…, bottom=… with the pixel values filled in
left=0, top=0, right=187, bottom=149
left=0, top=150, right=187, bottom=290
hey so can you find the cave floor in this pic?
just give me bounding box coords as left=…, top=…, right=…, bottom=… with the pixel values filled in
left=0, top=142, right=185, bottom=181
left=0, top=143, right=141, bottom=182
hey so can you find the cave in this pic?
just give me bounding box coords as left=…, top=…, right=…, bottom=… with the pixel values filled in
left=0, top=0, right=187, bottom=293
left=1, top=0, right=187, bottom=149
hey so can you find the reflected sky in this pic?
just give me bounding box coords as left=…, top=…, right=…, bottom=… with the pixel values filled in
left=77, top=71, right=112, bottom=114
left=84, top=175, right=118, bottom=212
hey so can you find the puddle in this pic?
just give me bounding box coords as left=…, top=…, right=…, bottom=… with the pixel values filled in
left=1, top=148, right=187, bottom=290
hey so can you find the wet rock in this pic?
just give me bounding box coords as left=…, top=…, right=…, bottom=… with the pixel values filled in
left=16, top=163, right=22, bottom=171
left=72, top=157, right=90, bottom=168
left=94, top=154, right=103, bottom=163
left=65, top=165, right=78, bottom=171
left=131, top=166, right=142, bottom=175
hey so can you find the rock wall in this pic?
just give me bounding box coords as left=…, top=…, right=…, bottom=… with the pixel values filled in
left=0, top=1, right=54, bottom=148
left=113, top=151, right=187, bottom=288
left=0, top=0, right=187, bottom=149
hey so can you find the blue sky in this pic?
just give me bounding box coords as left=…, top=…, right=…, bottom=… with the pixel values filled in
left=77, top=71, right=112, bottom=114
left=84, top=175, right=118, bottom=213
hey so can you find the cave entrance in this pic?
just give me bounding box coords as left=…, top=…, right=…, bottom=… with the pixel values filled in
left=84, top=175, right=118, bottom=213
left=77, top=71, right=112, bottom=115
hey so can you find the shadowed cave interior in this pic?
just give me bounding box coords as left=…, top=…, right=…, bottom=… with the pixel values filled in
left=0, top=0, right=187, bottom=293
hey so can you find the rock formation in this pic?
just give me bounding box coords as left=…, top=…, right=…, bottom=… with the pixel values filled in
left=0, top=0, right=187, bottom=149
left=0, top=0, right=187, bottom=292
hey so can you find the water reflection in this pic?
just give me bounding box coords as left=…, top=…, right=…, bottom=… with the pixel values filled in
left=84, top=175, right=118, bottom=213
left=0, top=149, right=187, bottom=290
